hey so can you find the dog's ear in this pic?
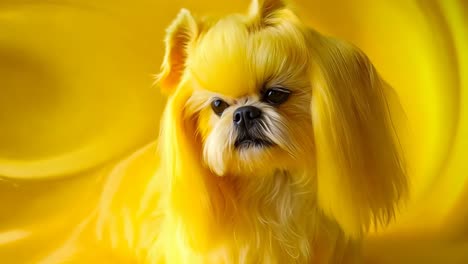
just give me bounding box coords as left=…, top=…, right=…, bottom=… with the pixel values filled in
left=310, top=34, right=408, bottom=238
left=156, top=9, right=198, bottom=95
left=249, top=0, right=287, bottom=20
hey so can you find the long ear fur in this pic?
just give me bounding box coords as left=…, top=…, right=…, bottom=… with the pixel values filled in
left=309, top=33, right=408, bottom=238
left=156, top=9, right=198, bottom=94
left=157, top=83, right=227, bottom=251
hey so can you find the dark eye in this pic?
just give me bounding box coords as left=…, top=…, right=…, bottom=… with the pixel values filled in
left=263, top=87, right=291, bottom=105
left=211, top=98, right=229, bottom=116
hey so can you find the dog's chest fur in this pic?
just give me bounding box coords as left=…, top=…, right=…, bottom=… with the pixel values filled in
left=150, top=170, right=354, bottom=264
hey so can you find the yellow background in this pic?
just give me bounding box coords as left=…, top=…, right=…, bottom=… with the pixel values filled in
left=1, top=0, right=467, bottom=263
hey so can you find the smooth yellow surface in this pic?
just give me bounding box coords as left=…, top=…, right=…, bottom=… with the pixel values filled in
left=0, top=0, right=467, bottom=263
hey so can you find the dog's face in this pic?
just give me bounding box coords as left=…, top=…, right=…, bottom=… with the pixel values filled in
left=184, top=16, right=314, bottom=176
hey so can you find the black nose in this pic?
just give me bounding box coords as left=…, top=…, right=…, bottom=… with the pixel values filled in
left=233, top=106, right=262, bottom=128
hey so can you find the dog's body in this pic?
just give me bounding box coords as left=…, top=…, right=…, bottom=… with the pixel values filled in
left=52, top=0, right=407, bottom=263
left=136, top=0, right=407, bottom=263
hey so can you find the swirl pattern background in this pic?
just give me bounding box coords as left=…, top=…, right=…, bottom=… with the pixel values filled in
left=0, top=0, right=467, bottom=263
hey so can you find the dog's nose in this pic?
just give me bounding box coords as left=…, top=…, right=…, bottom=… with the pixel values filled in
left=233, top=106, right=262, bottom=128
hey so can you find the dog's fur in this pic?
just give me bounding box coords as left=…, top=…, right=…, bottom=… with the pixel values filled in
left=87, top=0, right=407, bottom=263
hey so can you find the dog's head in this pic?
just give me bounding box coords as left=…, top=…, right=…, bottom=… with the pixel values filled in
left=156, top=0, right=407, bottom=239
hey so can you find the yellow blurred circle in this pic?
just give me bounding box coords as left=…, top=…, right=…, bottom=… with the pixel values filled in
left=0, top=3, right=164, bottom=179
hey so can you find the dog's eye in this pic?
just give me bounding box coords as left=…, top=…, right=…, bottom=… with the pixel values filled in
left=263, top=87, right=291, bottom=105
left=211, top=98, right=229, bottom=116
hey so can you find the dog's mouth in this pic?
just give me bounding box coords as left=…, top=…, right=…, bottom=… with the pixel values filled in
left=234, top=136, right=274, bottom=149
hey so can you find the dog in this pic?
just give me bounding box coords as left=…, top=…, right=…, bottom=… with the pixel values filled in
left=89, top=0, right=408, bottom=263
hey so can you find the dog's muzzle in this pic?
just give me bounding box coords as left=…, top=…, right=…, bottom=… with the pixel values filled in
left=233, top=106, right=273, bottom=149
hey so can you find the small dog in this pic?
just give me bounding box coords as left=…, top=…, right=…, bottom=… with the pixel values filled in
left=141, top=0, right=408, bottom=263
